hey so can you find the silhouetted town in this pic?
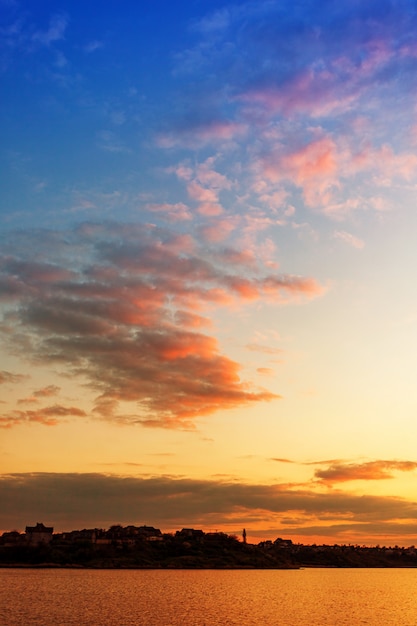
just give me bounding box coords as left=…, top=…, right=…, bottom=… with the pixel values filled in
left=2, top=522, right=417, bottom=568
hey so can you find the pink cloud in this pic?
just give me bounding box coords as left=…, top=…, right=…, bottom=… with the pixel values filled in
left=173, top=157, right=233, bottom=217
left=284, top=138, right=338, bottom=181
left=198, top=218, right=238, bottom=242
left=194, top=202, right=222, bottom=216
left=146, top=203, right=192, bottom=222
left=172, top=178, right=225, bottom=216
left=195, top=159, right=232, bottom=191
left=256, top=133, right=417, bottom=216
left=237, top=69, right=359, bottom=120
left=260, top=137, right=340, bottom=209
left=349, top=144, right=417, bottom=180
left=187, top=180, right=220, bottom=202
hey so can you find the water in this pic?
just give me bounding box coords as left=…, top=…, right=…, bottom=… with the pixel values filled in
left=1, top=568, right=417, bottom=625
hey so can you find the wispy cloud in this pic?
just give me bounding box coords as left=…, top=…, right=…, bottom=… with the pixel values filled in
left=0, top=405, right=87, bottom=428
left=246, top=344, right=282, bottom=355
left=33, top=385, right=61, bottom=398
left=0, top=370, right=27, bottom=385
left=146, top=203, right=192, bottom=222
left=32, top=14, right=68, bottom=46
left=333, top=230, right=365, bottom=249
left=157, top=121, right=247, bottom=150
left=17, top=384, right=61, bottom=406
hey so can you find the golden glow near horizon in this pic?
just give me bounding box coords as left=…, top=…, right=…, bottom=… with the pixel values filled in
left=2, top=0, right=417, bottom=547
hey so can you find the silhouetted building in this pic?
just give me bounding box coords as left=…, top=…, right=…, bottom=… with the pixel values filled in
left=1, top=531, right=23, bottom=546
left=176, top=528, right=205, bottom=540
left=25, top=522, right=53, bottom=545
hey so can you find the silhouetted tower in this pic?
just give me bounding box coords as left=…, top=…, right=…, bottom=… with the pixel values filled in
left=242, top=528, right=247, bottom=544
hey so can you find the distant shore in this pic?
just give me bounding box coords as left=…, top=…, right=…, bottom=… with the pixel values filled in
left=2, top=527, right=417, bottom=569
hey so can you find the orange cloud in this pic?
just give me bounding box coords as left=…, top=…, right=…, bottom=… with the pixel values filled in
left=0, top=405, right=87, bottom=428
left=315, top=460, right=417, bottom=484
left=0, top=222, right=321, bottom=427
left=257, top=367, right=275, bottom=376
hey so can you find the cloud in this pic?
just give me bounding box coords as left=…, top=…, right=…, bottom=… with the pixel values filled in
left=32, top=14, right=68, bottom=46
left=259, top=136, right=340, bottom=209
left=173, top=157, right=234, bottom=217
left=2, top=472, right=417, bottom=544
left=84, top=40, right=103, bottom=53
left=33, top=385, right=61, bottom=398
left=0, top=405, right=87, bottom=428
left=16, top=384, right=61, bottom=406
left=96, top=130, right=130, bottom=153
left=157, top=121, right=247, bottom=149
left=198, top=218, right=238, bottom=243
left=333, top=230, right=365, bottom=249
left=315, top=460, right=417, bottom=484
left=257, top=367, right=274, bottom=376
left=0, top=370, right=27, bottom=385
left=0, top=222, right=322, bottom=428
left=163, top=0, right=417, bottom=222
left=146, top=203, right=192, bottom=222
left=246, top=344, right=282, bottom=355
left=187, top=0, right=417, bottom=105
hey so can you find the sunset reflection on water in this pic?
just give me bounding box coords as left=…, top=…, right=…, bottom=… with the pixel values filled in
left=2, top=568, right=417, bottom=625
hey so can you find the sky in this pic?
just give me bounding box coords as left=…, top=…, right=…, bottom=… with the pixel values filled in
left=1, top=0, right=417, bottom=546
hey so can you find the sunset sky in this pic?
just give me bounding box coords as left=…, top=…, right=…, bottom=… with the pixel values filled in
left=2, top=0, right=417, bottom=546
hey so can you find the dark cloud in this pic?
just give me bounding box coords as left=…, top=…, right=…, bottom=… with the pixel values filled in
left=1, top=472, right=417, bottom=544
left=0, top=223, right=321, bottom=428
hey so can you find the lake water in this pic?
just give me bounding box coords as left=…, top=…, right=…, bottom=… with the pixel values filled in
left=1, top=568, right=417, bottom=625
